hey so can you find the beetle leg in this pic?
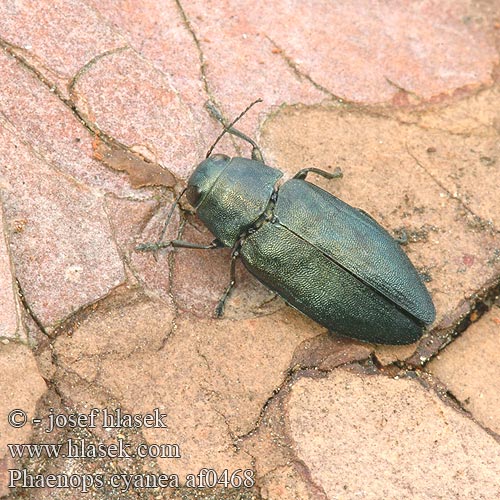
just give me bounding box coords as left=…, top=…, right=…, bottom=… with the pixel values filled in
left=393, top=228, right=408, bottom=246
left=214, top=244, right=241, bottom=318
left=228, top=128, right=264, bottom=162
left=219, top=125, right=264, bottom=163
left=136, top=239, right=223, bottom=252
left=205, top=100, right=265, bottom=162
left=293, top=166, right=343, bottom=180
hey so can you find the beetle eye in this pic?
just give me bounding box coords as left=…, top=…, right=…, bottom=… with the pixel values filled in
left=186, top=184, right=202, bottom=207
left=187, top=154, right=230, bottom=208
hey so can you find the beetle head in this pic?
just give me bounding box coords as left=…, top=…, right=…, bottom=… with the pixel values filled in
left=186, top=154, right=230, bottom=208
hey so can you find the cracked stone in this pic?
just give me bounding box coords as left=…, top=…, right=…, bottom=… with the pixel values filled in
left=86, top=0, right=325, bottom=154
left=374, top=343, right=420, bottom=366
left=286, top=369, right=500, bottom=499
left=183, top=0, right=497, bottom=109
left=0, top=118, right=125, bottom=327
left=0, top=342, right=47, bottom=497
left=178, top=0, right=327, bottom=136
left=260, top=104, right=500, bottom=355
left=52, top=291, right=323, bottom=477
left=71, top=47, right=204, bottom=180
left=104, top=195, right=158, bottom=257
left=402, top=85, right=500, bottom=136
left=53, top=293, right=252, bottom=477
left=0, top=49, right=149, bottom=199
left=256, top=0, right=498, bottom=103
left=177, top=310, right=323, bottom=437
left=289, top=333, right=373, bottom=371
left=0, top=0, right=126, bottom=99
left=428, top=305, right=500, bottom=434
left=87, top=0, right=218, bottom=146
left=259, top=464, right=326, bottom=500
left=405, top=92, right=500, bottom=228
left=0, top=201, right=19, bottom=340
left=0, top=2, right=499, bottom=498
left=242, top=339, right=378, bottom=499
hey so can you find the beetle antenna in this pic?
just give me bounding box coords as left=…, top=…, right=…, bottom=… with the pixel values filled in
left=205, top=98, right=263, bottom=158
left=158, top=186, right=187, bottom=243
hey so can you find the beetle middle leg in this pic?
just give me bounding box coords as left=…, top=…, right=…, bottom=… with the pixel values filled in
left=214, top=241, right=242, bottom=318
left=293, top=166, right=343, bottom=180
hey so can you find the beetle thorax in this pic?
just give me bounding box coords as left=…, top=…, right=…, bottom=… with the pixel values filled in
left=187, top=156, right=283, bottom=247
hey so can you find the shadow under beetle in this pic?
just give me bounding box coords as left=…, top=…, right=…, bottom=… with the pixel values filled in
left=137, top=100, right=435, bottom=345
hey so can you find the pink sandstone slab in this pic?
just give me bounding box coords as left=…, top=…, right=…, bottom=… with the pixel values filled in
left=429, top=306, right=500, bottom=435
left=0, top=49, right=149, bottom=200
left=0, top=202, right=19, bottom=340
left=0, top=0, right=126, bottom=99
left=0, top=118, right=125, bottom=328
left=286, top=370, right=500, bottom=499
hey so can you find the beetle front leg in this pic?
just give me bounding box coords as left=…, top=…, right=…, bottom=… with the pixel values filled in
left=136, top=239, right=224, bottom=252
left=293, top=166, right=343, bottom=181
left=214, top=243, right=241, bottom=318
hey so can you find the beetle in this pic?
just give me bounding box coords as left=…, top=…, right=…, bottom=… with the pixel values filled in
left=137, top=100, right=435, bottom=345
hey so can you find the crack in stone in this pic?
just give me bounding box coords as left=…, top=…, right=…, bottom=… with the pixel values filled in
left=15, top=278, right=49, bottom=338
left=266, top=35, right=345, bottom=103
left=293, top=459, right=330, bottom=500
left=67, top=45, right=130, bottom=98
left=0, top=38, right=163, bottom=183
left=0, top=194, right=23, bottom=339
left=173, top=0, right=213, bottom=103
left=413, top=280, right=500, bottom=366
left=195, top=345, right=212, bottom=373
left=0, top=37, right=59, bottom=91
left=410, top=368, right=500, bottom=443
left=212, top=406, right=240, bottom=449
left=0, top=111, right=98, bottom=196
left=237, top=354, right=370, bottom=443
left=384, top=76, right=422, bottom=101
left=372, top=346, right=500, bottom=442
left=404, top=142, right=491, bottom=226
left=174, top=0, right=249, bottom=156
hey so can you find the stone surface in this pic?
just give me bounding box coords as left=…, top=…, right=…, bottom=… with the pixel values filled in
left=87, top=0, right=219, bottom=153
left=0, top=202, right=19, bottom=340
left=71, top=47, right=204, bottom=180
left=104, top=194, right=158, bottom=261
left=286, top=370, right=500, bottom=499
left=0, top=118, right=125, bottom=328
left=0, top=49, right=148, bottom=199
left=429, top=305, right=500, bottom=435
left=52, top=291, right=325, bottom=477
left=183, top=0, right=498, bottom=112
left=0, top=1, right=499, bottom=498
left=0, top=343, right=47, bottom=496
left=0, top=0, right=126, bottom=98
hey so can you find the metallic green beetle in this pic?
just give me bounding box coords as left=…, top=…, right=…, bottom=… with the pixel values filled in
left=138, top=103, right=435, bottom=345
